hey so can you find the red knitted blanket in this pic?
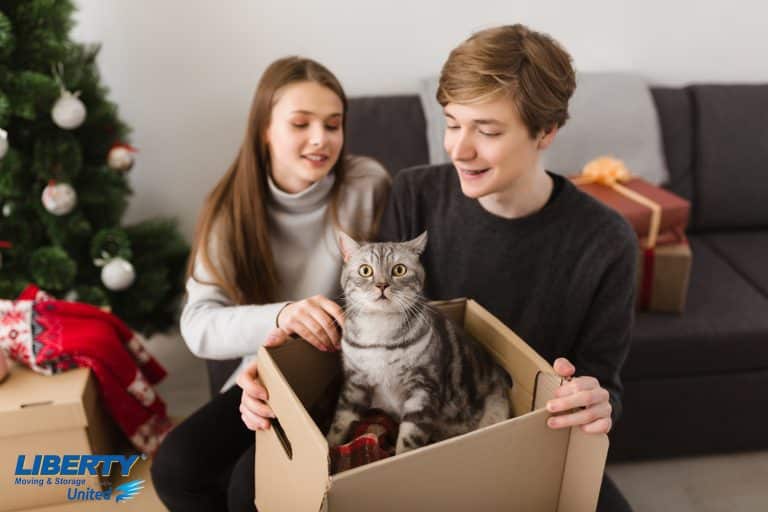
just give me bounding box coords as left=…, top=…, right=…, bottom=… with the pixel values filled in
left=0, top=285, right=171, bottom=454
left=329, top=409, right=399, bottom=475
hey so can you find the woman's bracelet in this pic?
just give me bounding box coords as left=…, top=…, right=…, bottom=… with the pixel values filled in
left=275, top=302, right=293, bottom=328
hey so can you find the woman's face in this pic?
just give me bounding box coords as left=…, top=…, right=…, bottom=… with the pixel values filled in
left=266, top=81, right=344, bottom=193
left=443, top=95, right=553, bottom=199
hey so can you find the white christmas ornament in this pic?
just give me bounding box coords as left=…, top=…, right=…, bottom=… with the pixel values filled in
left=107, top=145, right=135, bottom=172
left=51, top=90, right=86, bottom=130
left=42, top=182, right=77, bottom=215
left=2, top=202, right=12, bottom=217
left=0, top=128, right=8, bottom=159
left=101, top=257, right=136, bottom=291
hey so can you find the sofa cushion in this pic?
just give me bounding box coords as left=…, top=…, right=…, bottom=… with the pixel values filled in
left=702, top=230, right=768, bottom=297
left=650, top=87, right=694, bottom=202
left=347, top=95, right=429, bottom=175
left=542, top=72, right=670, bottom=184
left=624, top=236, right=768, bottom=380
left=691, top=84, right=768, bottom=230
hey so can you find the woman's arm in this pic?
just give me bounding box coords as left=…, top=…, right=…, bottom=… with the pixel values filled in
left=180, top=274, right=289, bottom=360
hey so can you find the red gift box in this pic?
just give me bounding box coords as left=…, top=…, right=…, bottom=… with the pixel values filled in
left=570, top=157, right=690, bottom=245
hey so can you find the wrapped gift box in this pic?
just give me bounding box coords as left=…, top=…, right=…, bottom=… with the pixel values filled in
left=636, top=230, right=693, bottom=313
left=573, top=176, right=691, bottom=238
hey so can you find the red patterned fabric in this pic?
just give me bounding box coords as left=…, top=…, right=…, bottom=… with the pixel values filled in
left=329, top=409, right=398, bottom=474
left=0, top=284, right=171, bottom=454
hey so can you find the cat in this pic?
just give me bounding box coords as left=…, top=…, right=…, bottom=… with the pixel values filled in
left=326, top=231, right=512, bottom=455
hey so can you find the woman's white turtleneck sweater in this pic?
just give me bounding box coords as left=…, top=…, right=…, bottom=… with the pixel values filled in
left=181, top=156, right=390, bottom=391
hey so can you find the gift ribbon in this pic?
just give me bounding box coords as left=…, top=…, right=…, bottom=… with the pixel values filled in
left=572, top=157, right=664, bottom=310
left=572, top=157, right=662, bottom=249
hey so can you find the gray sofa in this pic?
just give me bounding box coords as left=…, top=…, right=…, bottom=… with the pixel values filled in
left=206, top=84, right=768, bottom=461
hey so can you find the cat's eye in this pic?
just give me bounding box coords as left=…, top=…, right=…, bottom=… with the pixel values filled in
left=392, top=264, right=407, bottom=277
left=358, top=264, right=373, bottom=278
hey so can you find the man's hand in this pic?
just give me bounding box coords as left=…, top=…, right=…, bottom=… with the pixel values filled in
left=546, top=357, right=612, bottom=434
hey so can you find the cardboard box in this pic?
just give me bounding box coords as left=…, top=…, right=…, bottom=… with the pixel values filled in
left=0, top=365, right=119, bottom=511
left=573, top=177, right=691, bottom=238
left=255, top=298, right=609, bottom=512
left=637, top=236, right=693, bottom=313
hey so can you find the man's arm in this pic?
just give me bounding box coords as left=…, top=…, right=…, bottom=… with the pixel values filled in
left=571, top=231, right=637, bottom=425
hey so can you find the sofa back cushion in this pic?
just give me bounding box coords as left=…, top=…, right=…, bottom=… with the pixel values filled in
left=650, top=87, right=694, bottom=202
left=691, top=84, right=768, bottom=230
left=346, top=95, right=429, bottom=175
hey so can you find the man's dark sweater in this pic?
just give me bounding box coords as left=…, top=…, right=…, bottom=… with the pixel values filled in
left=377, top=164, right=637, bottom=424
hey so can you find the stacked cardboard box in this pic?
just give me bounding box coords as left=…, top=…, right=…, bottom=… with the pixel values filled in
left=0, top=365, right=120, bottom=511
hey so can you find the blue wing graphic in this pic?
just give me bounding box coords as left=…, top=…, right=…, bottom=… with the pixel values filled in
left=114, top=479, right=145, bottom=502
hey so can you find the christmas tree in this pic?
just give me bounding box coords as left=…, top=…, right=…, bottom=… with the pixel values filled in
left=0, top=0, right=188, bottom=334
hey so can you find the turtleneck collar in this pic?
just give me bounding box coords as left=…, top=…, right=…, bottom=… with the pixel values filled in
left=267, top=172, right=336, bottom=214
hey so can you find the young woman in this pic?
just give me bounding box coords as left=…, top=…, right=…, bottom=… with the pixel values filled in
left=150, top=56, right=390, bottom=512
left=239, top=26, right=635, bottom=511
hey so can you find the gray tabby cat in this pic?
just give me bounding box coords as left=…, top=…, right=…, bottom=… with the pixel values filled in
left=326, top=231, right=512, bottom=455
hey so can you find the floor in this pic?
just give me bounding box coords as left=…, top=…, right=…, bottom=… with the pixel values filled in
left=29, top=330, right=768, bottom=511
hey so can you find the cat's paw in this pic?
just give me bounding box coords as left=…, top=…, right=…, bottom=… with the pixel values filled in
left=395, top=423, right=429, bottom=455
left=326, top=425, right=347, bottom=447
left=326, top=410, right=360, bottom=447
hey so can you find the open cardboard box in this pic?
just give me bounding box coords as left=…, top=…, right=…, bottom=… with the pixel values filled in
left=255, top=298, right=608, bottom=512
left=0, top=365, right=120, bottom=511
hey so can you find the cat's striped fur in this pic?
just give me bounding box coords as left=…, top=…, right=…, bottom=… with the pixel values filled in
left=327, top=232, right=512, bottom=454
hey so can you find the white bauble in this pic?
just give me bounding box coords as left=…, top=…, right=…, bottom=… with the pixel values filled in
left=0, top=128, right=7, bottom=159
left=41, top=182, right=77, bottom=215
left=2, top=202, right=12, bottom=217
left=51, top=91, right=86, bottom=130
left=107, top=146, right=135, bottom=172
left=101, top=257, right=136, bottom=291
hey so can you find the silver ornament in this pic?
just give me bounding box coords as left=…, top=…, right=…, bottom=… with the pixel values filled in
left=52, top=91, right=86, bottom=130
left=0, top=128, right=8, bottom=159
left=101, top=257, right=136, bottom=291
left=107, top=146, right=135, bottom=172
left=42, top=182, right=77, bottom=215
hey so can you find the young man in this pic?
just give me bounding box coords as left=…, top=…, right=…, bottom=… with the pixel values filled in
left=376, top=24, right=636, bottom=511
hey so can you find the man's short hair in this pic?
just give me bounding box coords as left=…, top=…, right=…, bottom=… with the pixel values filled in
left=437, top=24, right=577, bottom=139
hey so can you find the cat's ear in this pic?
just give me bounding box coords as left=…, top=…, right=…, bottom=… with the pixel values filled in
left=338, top=231, right=360, bottom=262
left=406, top=231, right=428, bottom=255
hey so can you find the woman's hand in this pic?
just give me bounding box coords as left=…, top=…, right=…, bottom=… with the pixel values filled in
left=545, top=357, right=613, bottom=434
left=237, top=331, right=286, bottom=431
left=276, top=295, right=344, bottom=352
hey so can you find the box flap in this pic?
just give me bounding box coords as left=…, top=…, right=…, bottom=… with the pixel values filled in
left=462, top=300, right=554, bottom=416
left=535, top=373, right=609, bottom=512
left=557, top=428, right=609, bottom=512
left=255, top=344, right=330, bottom=512
left=0, top=365, right=90, bottom=438
left=534, top=371, right=563, bottom=410
left=328, top=409, right=569, bottom=511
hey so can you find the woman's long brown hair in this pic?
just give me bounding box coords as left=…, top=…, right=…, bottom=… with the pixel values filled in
left=186, top=57, right=350, bottom=305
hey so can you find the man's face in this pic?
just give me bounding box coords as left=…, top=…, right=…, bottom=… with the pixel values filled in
left=443, top=96, right=552, bottom=199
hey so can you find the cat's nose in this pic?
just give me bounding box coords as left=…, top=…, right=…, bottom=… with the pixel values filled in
left=375, top=283, right=389, bottom=291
